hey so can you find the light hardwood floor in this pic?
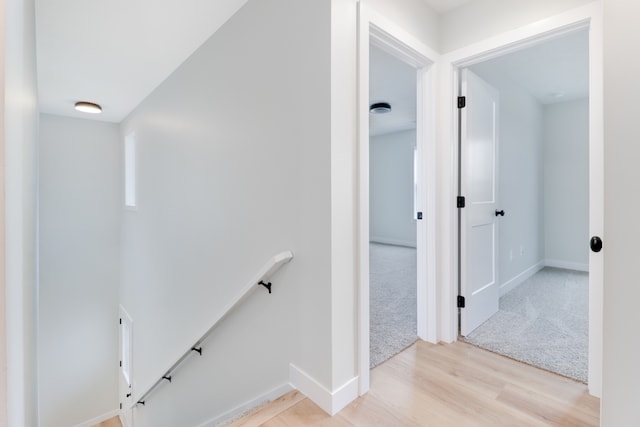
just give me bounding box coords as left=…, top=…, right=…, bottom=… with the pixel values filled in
left=230, top=340, right=599, bottom=426
left=92, top=416, right=122, bottom=427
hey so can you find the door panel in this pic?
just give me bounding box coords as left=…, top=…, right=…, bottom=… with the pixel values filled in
left=460, top=69, right=500, bottom=336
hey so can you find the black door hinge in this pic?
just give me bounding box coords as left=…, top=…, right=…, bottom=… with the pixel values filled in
left=119, top=318, right=122, bottom=324
left=457, top=295, right=466, bottom=308
left=119, top=360, right=122, bottom=367
left=120, top=402, right=122, bottom=410
left=417, top=212, right=423, bottom=220
left=457, top=196, right=466, bottom=208
left=458, top=96, right=466, bottom=109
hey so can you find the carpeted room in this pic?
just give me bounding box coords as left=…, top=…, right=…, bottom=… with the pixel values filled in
left=367, top=30, right=591, bottom=382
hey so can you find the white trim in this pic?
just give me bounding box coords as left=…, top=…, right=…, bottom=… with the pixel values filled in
left=195, top=383, right=293, bottom=427
left=441, top=1, right=603, bottom=398
left=500, top=262, right=544, bottom=296
left=119, top=413, right=130, bottom=427
left=72, top=409, right=120, bottom=427
left=369, top=237, right=416, bottom=248
left=443, top=3, right=596, bottom=67
left=289, top=364, right=358, bottom=416
left=586, top=1, right=604, bottom=398
left=357, top=2, right=440, bottom=397
left=545, top=259, right=589, bottom=273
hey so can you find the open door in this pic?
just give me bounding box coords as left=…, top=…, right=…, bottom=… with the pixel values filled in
left=119, top=306, right=134, bottom=427
left=459, top=69, right=501, bottom=336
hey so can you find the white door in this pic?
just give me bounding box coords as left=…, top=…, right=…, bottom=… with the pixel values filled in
left=119, top=307, right=134, bottom=427
left=459, top=69, right=500, bottom=336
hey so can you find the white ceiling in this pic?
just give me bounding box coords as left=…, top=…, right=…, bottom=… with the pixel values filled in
left=369, top=46, right=417, bottom=137
left=422, top=0, right=474, bottom=14
left=36, top=0, right=248, bottom=122
left=369, top=28, right=589, bottom=137
left=469, top=29, right=589, bottom=104
left=36, top=0, right=585, bottom=125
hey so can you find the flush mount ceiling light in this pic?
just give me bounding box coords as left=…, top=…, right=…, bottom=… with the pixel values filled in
left=74, top=101, right=102, bottom=114
left=370, top=102, right=392, bottom=114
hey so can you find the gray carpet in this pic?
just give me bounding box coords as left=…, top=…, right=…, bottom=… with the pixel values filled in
left=464, top=267, right=589, bottom=383
left=369, top=243, right=417, bottom=368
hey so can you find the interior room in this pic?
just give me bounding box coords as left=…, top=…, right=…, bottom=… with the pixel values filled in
left=9, top=0, right=640, bottom=426
left=461, top=28, right=590, bottom=383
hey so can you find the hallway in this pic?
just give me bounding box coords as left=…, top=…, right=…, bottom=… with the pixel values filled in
left=230, top=341, right=599, bottom=426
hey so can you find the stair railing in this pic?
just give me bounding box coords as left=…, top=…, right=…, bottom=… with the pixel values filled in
left=132, top=250, right=294, bottom=407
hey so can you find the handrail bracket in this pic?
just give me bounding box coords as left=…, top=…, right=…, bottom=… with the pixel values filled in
left=258, top=280, right=272, bottom=294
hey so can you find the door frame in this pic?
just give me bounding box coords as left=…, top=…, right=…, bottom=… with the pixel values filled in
left=440, top=2, right=603, bottom=397
left=119, top=305, right=134, bottom=427
left=357, top=4, right=439, bottom=395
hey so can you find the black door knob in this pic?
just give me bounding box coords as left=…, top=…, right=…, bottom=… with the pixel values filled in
left=590, top=236, right=603, bottom=253
left=495, top=210, right=505, bottom=217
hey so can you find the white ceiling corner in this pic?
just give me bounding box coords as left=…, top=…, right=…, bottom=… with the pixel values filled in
left=36, top=0, right=249, bottom=123
left=421, top=0, right=475, bottom=14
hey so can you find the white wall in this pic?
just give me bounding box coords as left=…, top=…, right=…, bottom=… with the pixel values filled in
left=440, top=0, right=595, bottom=53
left=468, top=67, right=544, bottom=291
left=363, top=0, right=439, bottom=50
left=0, top=4, right=8, bottom=422
left=38, top=114, right=121, bottom=427
left=543, top=99, right=589, bottom=270
left=602, top=0, right=640, bottom=424
left=370, top=129, right=416, bottom=247
left=3, top=0, right=39, bottom=425
left=119, top=0, right=333, bottom=424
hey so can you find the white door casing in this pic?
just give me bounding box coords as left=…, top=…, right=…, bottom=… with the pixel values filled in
left=119, top=306, right=134, bottom=427
left=459, top=69, right=500, bottom=336
left=443, top=3, right=602, bottom=397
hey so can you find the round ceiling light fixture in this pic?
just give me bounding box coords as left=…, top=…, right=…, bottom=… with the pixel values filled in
left=369, top=102, right=392, bottom=114
left=74, top=101, right=102, bottom=114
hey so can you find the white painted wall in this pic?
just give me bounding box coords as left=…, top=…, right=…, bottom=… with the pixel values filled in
left=0, top=5, right=7, bottom=422
left=370, top=129, right=417, bottom=247
left=468, top=67, right=544, bottom=291
left=440, top=0, right=595, bottom=53
left=38, top=114, right=121, bottom=427
left=602, top=0, right=640, bottom=424
left=363, top=0, right=440, bottom=50
left=329, top=0, right=358, bottom=398
left=119, top=0, right=333, bottom=424
left=3, top=0, right=39, bottom=425
left=543, top=99, right=589, bottom=270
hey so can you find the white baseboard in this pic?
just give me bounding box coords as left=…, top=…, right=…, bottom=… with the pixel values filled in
left=499, top=261, right=544, bottom=296
left=119, top=413, right=130, bottom=427
left=289, top=364, right=358, bottom=416
left=369, top=236, right=416, bottom=248
left=73, top=409, right=120, bottom=427
left=544, top=259, right=589, bottom=272
left=195, top=383, right=293, bottom=427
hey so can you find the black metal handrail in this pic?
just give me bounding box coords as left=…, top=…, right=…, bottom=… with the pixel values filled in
left=133, top=250, right=294, bottom=408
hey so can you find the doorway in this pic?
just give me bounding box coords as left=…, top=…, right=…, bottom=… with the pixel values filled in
left=357, top=3, right=439, bottom=395
left=459, top=29, right=590, bottom=383
left=454, top=15, right=602, bottom=395
left=368, top=44, right=418, bottom=368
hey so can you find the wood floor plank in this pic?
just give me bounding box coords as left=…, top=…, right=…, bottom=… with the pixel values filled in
left=262, top=399, right=354, bottom=427
left=228, top=340, right=600, bottom=426
left=228, top=390, right=306, bottom=427
left=497, top=383, right=600, bottom=427
left=375, top=344, right=549, bottom=426
left=92, top=416, right=122, bottom=427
